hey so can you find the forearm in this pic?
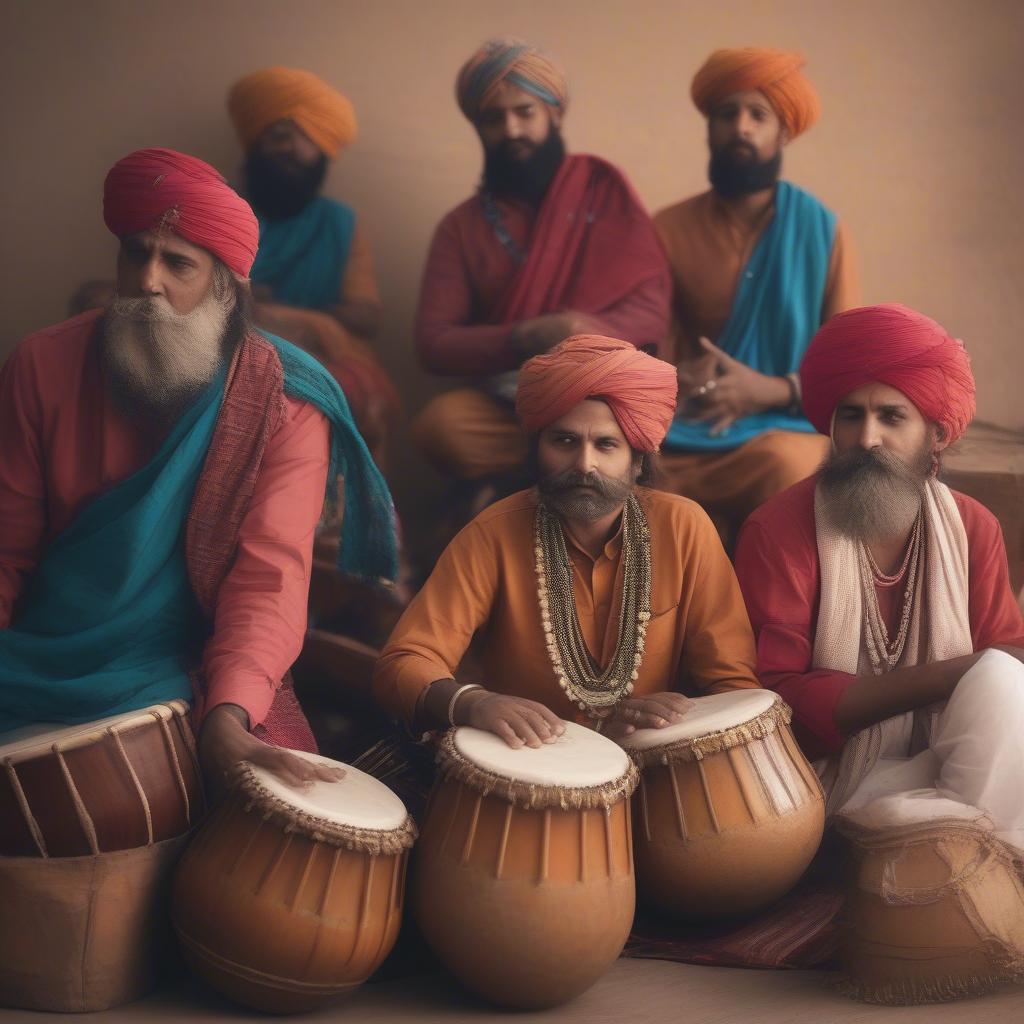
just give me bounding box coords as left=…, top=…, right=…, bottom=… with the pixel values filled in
left=416, top=321, right=520, bottom=375
left=413, top=677, right=490, bottom=734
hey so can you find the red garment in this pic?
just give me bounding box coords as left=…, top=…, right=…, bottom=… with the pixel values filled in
left=516, top=335, right=678, bottom=452
left=415, top=154, right=671, bottom=376
left=0, top=312, right=329, bottom=732
left=734, top=475, right=1024, bottom=760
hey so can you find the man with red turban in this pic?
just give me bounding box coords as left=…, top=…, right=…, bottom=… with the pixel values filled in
left=375, top=336, right=757, bottom=745
left=228, top=66, right=399, bottom=467
left=411, top=38, right=670, bottom=506
left=655, top=47, right=859, bottom=544
left=734, top=305, right=1024, bottom=999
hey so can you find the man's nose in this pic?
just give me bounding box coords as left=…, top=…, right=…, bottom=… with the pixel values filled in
left=502, top=113, right=524, bottom=138
left=139, top=258, right=163, bottom=296
left=857, top=417, right=882, bottom=450
left=574, top=445, right=597, bottom=473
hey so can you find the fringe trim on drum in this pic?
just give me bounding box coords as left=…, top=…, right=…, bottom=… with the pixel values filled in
left=434, top=731, right=639, bottom=810
left=230, top=763, right=417, bottom=855
left=626, top=697, right=793, bottom=769
left=833, top=970, right=1016, bottom=1006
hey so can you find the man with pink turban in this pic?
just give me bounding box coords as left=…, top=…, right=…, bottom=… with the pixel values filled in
left=655, top=47, right=859, bottom=544
left=375, top=336, right=758, bottom=746
left=734, top=305, right=1024, bottom=1001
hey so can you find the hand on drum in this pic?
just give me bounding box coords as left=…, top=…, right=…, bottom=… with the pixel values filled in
left=602, top=692, right=693, bottom=740
left=461, top=692, right=567, bottom=749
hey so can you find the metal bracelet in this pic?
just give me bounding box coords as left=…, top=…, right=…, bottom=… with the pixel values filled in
left=448, top=684, right=484, bottom=727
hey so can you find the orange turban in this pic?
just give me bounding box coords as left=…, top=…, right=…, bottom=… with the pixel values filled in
left=801, top=304, right=976, bottom=443
left=456, top=38, right=568, bottom=122
left=691, top=48, right=820, bottom=138
left=516, top=336, right=678, bottom=453
left=228, top=67, right=357, bottom=158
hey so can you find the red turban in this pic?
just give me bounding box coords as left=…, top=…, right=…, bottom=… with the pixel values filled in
left=801, top=304, right=976, bottom=443
left=103, top=148, right=259, bottom=277
left=516, top=336, right=678, bottom=453
left=691, top=48, right=820, bottom=139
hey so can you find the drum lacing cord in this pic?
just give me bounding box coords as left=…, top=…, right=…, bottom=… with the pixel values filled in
left=53, top=745, right=100, bottom=855
left=109, top=728, right=153, bottom=846
left=153, top=711, right=192, bottom=825
left=3, top=758, right=49, bottom=857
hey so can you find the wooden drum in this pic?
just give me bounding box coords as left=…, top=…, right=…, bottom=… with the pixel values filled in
left=413, top=722, right=639, bottom=1009
left=0, top=700, right=203, bottom=856
left=620, top=689, right=824, bottom=919
left=172, top=751, right=416, bottom=1014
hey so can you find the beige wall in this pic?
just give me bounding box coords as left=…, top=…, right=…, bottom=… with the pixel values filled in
left=3, top=0, right=1022, bottom=446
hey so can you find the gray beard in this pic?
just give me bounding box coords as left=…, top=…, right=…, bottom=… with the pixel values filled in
left=538, top=467, right=637, bottom=523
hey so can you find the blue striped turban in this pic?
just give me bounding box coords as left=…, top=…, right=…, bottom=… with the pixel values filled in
left=456, top=38, right=568, bottom=122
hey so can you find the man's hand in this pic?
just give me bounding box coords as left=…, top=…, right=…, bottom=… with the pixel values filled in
left=602, top=692, right=694, bottom=741
left=198, top=704, right=343, bottom=800
left=511, top=312, right=602, bottom=360
left=460, top=691, right=568, bottom=749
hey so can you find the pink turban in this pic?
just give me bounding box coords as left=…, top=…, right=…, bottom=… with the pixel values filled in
left=103, top=148, right=259, bottom=277
left=516, top=336, right=678, bottom=453
left=456, top=38, right=568, bottom=122
left=801, top=304, right=976, bottom=443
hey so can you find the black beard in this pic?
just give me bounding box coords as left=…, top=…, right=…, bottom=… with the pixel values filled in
left=482, top=127, right=566, bottom=205
left=537, top=466, right=635, bottom=523
left=243, top=148, right=328, bottom=220
left=708, top=143, right=782, bottom=198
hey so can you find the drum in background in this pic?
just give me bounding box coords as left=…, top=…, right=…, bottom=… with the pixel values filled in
left=620, top=689, right=824, bottom=919
left=0, top=700, right=203, bottom=856
left=173, top=751, right=416, bottom=1014
left=413, top=722, right=639, bottom=1010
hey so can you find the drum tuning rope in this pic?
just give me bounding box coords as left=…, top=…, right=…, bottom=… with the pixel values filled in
left=53, top=744, right=100, bottom=855
left=109, top=727, right=154, bottom=846
left=3, top=758, right=49, bottom=856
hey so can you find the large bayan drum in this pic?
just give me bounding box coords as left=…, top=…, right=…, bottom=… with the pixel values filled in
left=0, top=700, right=202, bottom=856
left=173, top=751, right=416, bottom=1014
left=620, top=689, right=824, bottom=919
left=413, top=722, right=639, bottom=1009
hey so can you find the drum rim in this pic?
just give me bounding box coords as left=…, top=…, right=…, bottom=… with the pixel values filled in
left=231, top=762, right=417, bottom=854
left=435, top=729, right=639, bottom=810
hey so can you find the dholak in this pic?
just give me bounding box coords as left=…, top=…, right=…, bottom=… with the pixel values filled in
left=620, top=689, right=824, bottom=919
left=0, top=700, right=203, bottom=856
left=413, top=722, right=639, bottom=1009
left=172, top=751, right=416, bottom=1014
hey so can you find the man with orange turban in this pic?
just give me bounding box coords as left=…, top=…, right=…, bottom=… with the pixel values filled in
left=734, top=306, right=1024, bottom=999
left=228, top=66, right=398, bottom=466
left=411, top=38, right=670, bottom=508
left=655, top=47, right=859, bottom=544
left=375, top=336, right=757, bottom=745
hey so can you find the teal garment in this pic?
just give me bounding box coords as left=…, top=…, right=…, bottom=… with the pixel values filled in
left=664, top=182, right=836, bottom=453
left=251, top=197, right=356, bottom=309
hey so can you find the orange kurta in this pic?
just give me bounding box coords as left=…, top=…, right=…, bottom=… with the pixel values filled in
left=373, top=487, right=759, bottom=728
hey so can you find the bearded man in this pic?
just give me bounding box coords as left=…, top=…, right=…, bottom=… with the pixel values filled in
left=375, top=335, right=757, bottom=744
left=411, top=39, right=671, bottom=489
left=228, top=66, right=399, bottom=465
left=656, top=48, right=859, bottom=542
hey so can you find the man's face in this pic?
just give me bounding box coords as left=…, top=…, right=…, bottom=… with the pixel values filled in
left=537, top=399, right=639, bottom=522
left=831, top=383, right=940, bottom=463
left=254, top=118, right=322, bottom=171
left=477, top=82, right=558, bottom=158
left=116, top=231, right=216, bottom=314
left=707, top=89, right=786, bottom=163
left=244, top=119, right=328, bottom=220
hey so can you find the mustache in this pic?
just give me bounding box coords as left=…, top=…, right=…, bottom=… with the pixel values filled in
left=539, top=468, right=622, bottom=498
left=108, top=295, right=181, bottom=322
left=820, top=446, right=919, bottom=486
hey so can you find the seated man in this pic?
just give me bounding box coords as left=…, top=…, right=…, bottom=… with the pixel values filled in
left=229, top=66, right=399, bottom=465
left=656, top=48, right=859, bottom=541
left=412, top=38, right=670, bottom=487
left=375, top=336, right=758, bottom=744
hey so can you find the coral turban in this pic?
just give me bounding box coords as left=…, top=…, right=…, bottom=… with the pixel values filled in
left=456, top=38, right=568, bottom=122
left=229, top=66, right=357, bottom=158
left=801, top=304, right=976, bottom=443
left=691, top=47, right=820, bottom=139
left=516, top=336, right=678, bottom=453
left=103, top=148, right=259, bottom=277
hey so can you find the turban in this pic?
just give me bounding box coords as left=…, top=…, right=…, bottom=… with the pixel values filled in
left=691, top=47, right=820, bottom=138
left=228, top=66, right=357, bottom=158
left=456, top=38, right=568, bottom=122
left=801, top=304, right=976, bottom=443
left=516, top=336, right=678, bottom=453
left=103, top=148, right=259, bottom=277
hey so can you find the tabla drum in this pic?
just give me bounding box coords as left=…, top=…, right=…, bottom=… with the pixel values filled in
left=413, top=722, right=639, bottom=1009
left=0, top=700, right=203, bottom=856
left=172, top=751, right=416, bottom=1014
left=619, top=689, right=824, bottom=919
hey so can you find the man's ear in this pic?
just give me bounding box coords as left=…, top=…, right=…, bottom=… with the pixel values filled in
left=934, top=424, right=951, bottom=453
left=779, top=125, right=791, bottom=148
left=549, top=107, right=563, bottom=130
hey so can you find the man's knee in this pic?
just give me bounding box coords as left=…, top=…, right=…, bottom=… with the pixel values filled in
left=953, top=648, right=1024, bottom=707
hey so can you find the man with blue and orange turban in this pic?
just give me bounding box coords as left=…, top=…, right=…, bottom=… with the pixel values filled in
left=656, top=47, right=860, bottom=545
left=228, top=66, right=399, bottom=466
left=411, top=38, right=670, bottom=507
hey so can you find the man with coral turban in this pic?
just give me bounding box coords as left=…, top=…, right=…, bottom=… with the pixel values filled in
left=375, top=336, right=757, bottom=745
left=228, top=66, right=399, bottom=465
left=655, top=48, right=860, bottom=544
left=734, top=306, right=1024, bottom=997
left=410, top=38, right=670, bottom=505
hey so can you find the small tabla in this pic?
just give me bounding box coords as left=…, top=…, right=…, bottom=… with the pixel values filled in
left=172, top=750, right=416, bottom=1014
left=619, top=689, right=824, bottom=919
left=413, top=722, right=639, bottom=1009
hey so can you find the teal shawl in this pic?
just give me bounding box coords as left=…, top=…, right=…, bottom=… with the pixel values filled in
left=250, top=197, right=356, bottom=309
left=664, top=182, right=835, bottom=452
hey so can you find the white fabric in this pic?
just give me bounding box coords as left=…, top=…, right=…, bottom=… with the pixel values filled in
left=454, top=721, right=630, bottom=787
